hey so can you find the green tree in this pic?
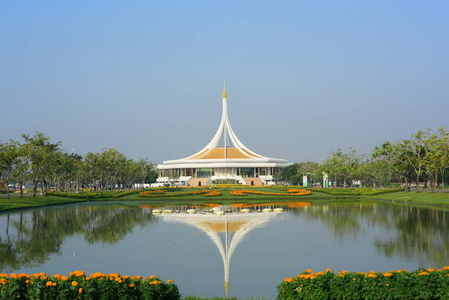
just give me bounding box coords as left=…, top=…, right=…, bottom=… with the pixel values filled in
left=424, top=127, right=449, bottom=192
left=281, top=163, right=299, bottom=183
left=0, top=141, right=19, bottom=199
left=22, top=132, right=62, bottom=197
left=400, top=131, right=428, bottom=192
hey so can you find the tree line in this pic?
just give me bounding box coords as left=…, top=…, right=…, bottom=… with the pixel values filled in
left=281, top=127, right=449, bottom=192
left=0, top=132, right=157, bottom=198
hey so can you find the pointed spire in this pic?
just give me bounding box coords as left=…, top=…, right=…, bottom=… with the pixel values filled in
left=222, top=80, right=227, bottom=99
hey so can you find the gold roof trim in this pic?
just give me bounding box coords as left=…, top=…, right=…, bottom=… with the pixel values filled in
left=222, top=81, right=227, bottom=98
left=194, top=148, right=254, bottom=160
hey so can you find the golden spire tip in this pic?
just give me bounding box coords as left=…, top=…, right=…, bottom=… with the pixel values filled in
left=222, top=80, right=227, bottom=98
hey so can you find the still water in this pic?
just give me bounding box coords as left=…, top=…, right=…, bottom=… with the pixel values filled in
left=0, top=200, right=448, bottom=299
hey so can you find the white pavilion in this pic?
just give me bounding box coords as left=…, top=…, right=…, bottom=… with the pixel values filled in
left=156, top=83, right=288, bottom=186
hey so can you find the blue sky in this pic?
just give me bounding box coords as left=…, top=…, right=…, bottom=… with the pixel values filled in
left=1, top=0, right=448, bottom=164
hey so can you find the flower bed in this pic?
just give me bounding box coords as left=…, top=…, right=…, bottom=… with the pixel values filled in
left=138, top=190, right=222, bottom=198
left=230, top=189, right=311, bottom=196
left=0, top=271, right=180, bottom=300
left=277, top=268, right=449, bottom=299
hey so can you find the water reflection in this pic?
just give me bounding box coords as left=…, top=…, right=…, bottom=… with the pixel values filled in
left=291, top=202, right=449, bottom=265
left=157, top=204, right=285, bottom=297
left=0, top=204, right=156, bottom=272
left=0, top=201, right=449, bottom=298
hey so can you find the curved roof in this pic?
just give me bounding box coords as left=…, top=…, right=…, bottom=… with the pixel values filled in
left=159, top=84, right=288, bottom=167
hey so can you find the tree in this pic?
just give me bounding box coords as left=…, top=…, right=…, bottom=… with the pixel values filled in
left=22, top=132, right=62, bottom=197
left=297, top=161, right=320, bottom=186
left=12, top=142, right=30, bottom=197
left=281, top=163, right=300, bottom=183
left=0, top=141, right=19, bottom=199
left=399, top=131, right=428, bottom=192
left=424, top=127, right=449, bottom=192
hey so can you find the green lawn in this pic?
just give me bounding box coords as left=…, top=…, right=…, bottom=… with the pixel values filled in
left=3, top=188, right=449, bottom=213
left=371, top=191, right=449, bottom=206
left=0, top=196, right=84, bottom=211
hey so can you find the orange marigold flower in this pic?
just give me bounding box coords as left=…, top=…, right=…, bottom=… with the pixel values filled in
left=72, top=281, right=78, bottom=286
left=284, top=278, right=293, bottom=282
left=61, top=276, right=68, bottom=281
left=383, top=273, right=392, bottom=277
left=129, top=284, right=135, bottom=288
left=46, top=281, right=53, bottom=287
left=79, top=288, right=83, bottom=293
left=427, top=268, right=435, bottom=272
left=326, top=268, right=331, bottom=272
left=368, top=274, right=377, bottom=278
left=305, top=269, right=312, bottom=273
left=149, top=275, right=155, bottom=280
left=418, top=272, right=428, bottom=276
left=444, top=266, right=449, bottom=270
left=167, top=279, right=173, bottom=283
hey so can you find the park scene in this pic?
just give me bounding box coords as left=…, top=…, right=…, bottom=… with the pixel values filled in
left=2, top=1, right=449, bottom=299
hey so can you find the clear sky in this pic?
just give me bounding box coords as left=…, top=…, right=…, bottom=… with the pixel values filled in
left=1, top=0, right=448, bottom=164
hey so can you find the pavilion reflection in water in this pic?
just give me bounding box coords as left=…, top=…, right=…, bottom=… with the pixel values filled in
left=155, top=206, right=283, bottom=298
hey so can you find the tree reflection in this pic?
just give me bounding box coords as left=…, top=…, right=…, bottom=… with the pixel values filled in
left=287, top=201, right=449, bottom=265
left=0, top=205, right=156, bottom=272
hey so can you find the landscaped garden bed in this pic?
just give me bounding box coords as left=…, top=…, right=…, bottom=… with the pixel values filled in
left=0, top=271, right=180, bottom=300
left=277, top=268, right=449, bottom=299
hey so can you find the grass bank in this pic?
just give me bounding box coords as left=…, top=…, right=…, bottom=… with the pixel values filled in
left=0, top=196, right=85, bottom=212
left=3, top=187, right=449, bottom=212
left=371, top=191, right=449, bottom=206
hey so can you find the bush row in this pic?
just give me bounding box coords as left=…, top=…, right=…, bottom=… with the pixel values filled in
left=277, top=268, right=449, bottom=300
left=0, top=271, right=180, bottom=300
left=48, top=190, right=142, bottom=199
left=306, top=188, right=403, bottom=196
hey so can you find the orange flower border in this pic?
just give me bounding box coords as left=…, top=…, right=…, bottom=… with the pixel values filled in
left=0, top=271, right=180, bottom=299
left=278, top=267, right=449, bottom=300
left=139, top=189, right=222, bottom=198
left=230, top=189, right=311, bottom=197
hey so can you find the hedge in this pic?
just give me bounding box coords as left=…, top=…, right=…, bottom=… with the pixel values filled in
left=0, top=271, right=180, bottom=300
left=277, top=268, right=449, bottom=299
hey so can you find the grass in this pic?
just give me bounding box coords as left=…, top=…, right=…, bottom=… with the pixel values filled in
left=2, top=187, right=449, bottom=212
left=0, top=196, right=84, bottom=212
left=371, top=190, right=449, bottom=206
left=182, top=297, right=272, bottom=300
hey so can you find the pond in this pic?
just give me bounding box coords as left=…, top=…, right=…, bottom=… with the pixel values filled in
left=0, top=200, right=448, bottom=299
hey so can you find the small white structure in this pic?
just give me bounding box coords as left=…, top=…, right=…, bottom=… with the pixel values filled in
left=157, top=83, right=288, bottom=186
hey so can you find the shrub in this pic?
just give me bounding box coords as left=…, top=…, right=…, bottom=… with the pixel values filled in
left=277, top=268, right=449, bottom=300
left=47, top=190, right=142, bottom=199
left=306, top=188, right=403, bottom=196
left=0, top=271, right=180, bottom=300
